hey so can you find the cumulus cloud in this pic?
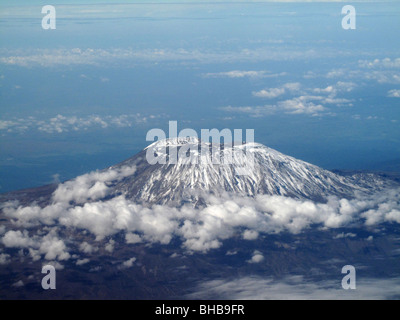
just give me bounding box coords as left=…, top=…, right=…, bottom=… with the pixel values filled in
left=388, top=89, right=400, bottom=98
left=120, top=257, right=137, bottom=269
left=253, top=87, right=286, bottom=98
left=79, top=242, right=98, bottom=254
left=242, top=230, right=259, bottom=240
left=2, top=230, right=35, bottom=248
left=52, top=165, right=136, bottom=204
left=313, top=85, right=335, bottom=94
left=105, top=239, right=115, bottom=253
left=248, top=251, right=264, bottom=263
left=125, top=233, right=142, bottom=244
left=252, top=82, right=301, bottom=99
left=1, top=229, right=70, bottom=262
left=278, top=97, right=326, bottom=115
left=38, top=234, right=70, bottom=261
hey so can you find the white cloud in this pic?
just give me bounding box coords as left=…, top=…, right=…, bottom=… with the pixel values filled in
left=313, top=85, right=335, bottom=94
left=220, top=105, right=277, bottom=117
left=388, top=89, right=400, bottom=98
left=224, top=81, right=352, bottom=118
left=79, top=242, right=98, bottom=254
left=312, top=82, right=355, bottom=104
left=358, top=58, right=400, bottom=69
left=248, top=251, right=264, bottom=263
left=0, top=114, right=153, bottom=134
left=2, top=229, right=70, bottom=261
left=125, top=233, right=142, bottom=244
left=278, top=97, right=326, bottom=115
left=333, top=232, right=356, bottom=239
left=120, top=257, right=136, bottom=269
left=52, top=165, right=136, bottom=204
left=0, top=48, right=131, bottom=67
left=203, top=70, right=269, bottom=78
left=38, top=234, right=70, bottom=261
left=326, top=69, right=346, bottom=79
left=335, top=81, right=357, bottom=92
left=243, top=230, right=259, bottom=240
left=76, top=258, right=90, bottom=266
left=105, top=239, right=115, bottom=253
left=2, top=230, right=35, bottom=248
left=226, top=250, right=237, bottom=256
left=328, top=59, right=400, bottom=84
left=253, top=82, right=301, bottom=99
left=364, top=71, right=400, bottom=84
left=0, top=47, right=325, bottom=68
left=253, top=87, right=286, bottom=98
left=188, top=275, right=400, bottom=300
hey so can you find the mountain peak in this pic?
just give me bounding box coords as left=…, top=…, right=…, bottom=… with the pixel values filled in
left=145, top=136, right=202, bottom=149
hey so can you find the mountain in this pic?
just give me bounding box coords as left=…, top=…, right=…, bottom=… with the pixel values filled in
left=107, top=137, right=387, bottom=205
left=0, top=137, right=392, bottom=207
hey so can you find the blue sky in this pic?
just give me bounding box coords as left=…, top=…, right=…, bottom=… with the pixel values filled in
left=0, top=1, right=399, bottom=192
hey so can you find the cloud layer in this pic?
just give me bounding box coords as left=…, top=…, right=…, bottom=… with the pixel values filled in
left=203, top=70, right=286, bottom=79
left=0, top=113, right=153, bottom=134
left=0, top=47, right=325, bottom=67
left=1, top=164, right=399, bottom=268
left=188, top=275, right=400, bottom=300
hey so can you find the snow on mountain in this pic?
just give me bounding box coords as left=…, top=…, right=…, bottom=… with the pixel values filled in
left=106, top=137, right=386, bottom=205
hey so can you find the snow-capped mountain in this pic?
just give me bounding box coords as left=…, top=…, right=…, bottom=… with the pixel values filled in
left=107, top=137, right=386, bottom=205
left=0, top=137, right=391, bottom=208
